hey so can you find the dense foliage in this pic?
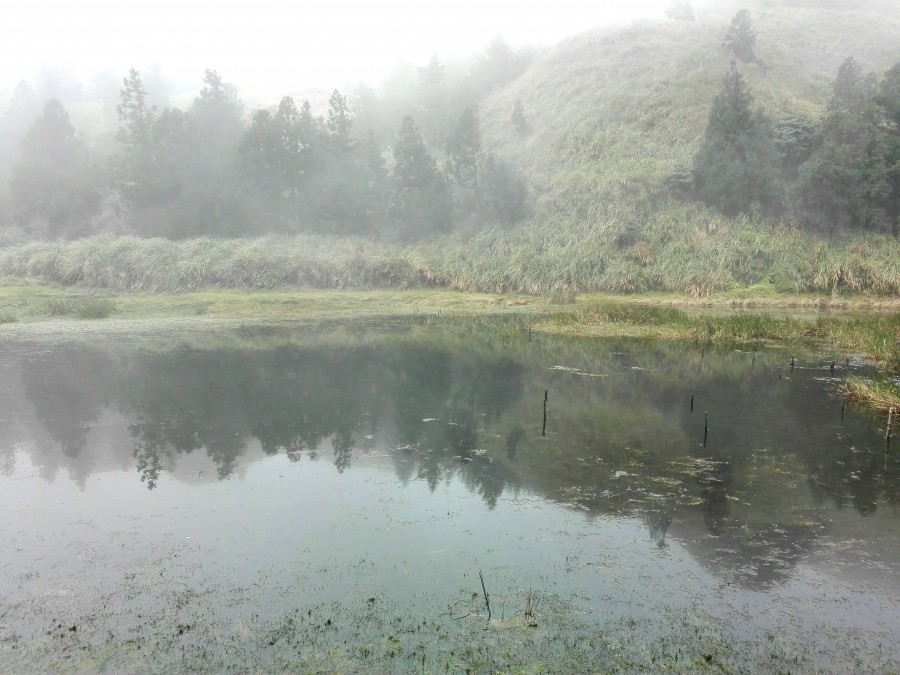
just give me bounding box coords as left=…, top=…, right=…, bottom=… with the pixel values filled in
left=0, top=3, right=897, bottom=268
left=693, top=51, right=899, bottom=235
left=0, top=46, right=531, bottom=242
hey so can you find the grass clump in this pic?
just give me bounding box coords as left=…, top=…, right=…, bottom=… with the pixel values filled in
left=842, top=375, right=900, bottom=414
left=577, top=302, right=688, bottom=326
left=0, top=310, right=17, bottom=324
left=551, top=300, right=900, bottom=370
left=548, top=285, right=578, bottom=305
left=45, top=297, right=117, bottom=319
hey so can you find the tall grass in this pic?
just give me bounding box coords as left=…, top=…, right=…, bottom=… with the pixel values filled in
left=560, top=300, right=900, bottom=370
left=45, top=297, right=117, bottom=319
left=0, top=236, right=430, bottom=293
left=0, top=217, right=898, bottom=299
left=842, top=375, right=900, bottom=414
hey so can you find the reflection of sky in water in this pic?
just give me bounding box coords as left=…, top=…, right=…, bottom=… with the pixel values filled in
left=0, top=320, right=899, bottom=668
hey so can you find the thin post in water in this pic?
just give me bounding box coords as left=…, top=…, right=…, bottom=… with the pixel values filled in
left=478, top=570, right=491, bottom=621
left=690, top=394, right=694, bottom=413
left=703, top=411, right=708, bottom=447
left=888, top=406, right=895, bottom=443
left=542, top=390, right=548, bottom=437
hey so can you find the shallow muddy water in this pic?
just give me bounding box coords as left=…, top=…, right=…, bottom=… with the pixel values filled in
left=0, top=317, right=898, bottom=672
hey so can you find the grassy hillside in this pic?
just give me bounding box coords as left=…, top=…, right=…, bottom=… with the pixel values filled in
left=1, top=3, right=898, bottom=298
left=480, top=1, right=900, bottom=222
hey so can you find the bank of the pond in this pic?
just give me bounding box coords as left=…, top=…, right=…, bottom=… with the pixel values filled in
left=0, top=284, right=898, bottom=323
left=1, top=285, right=896, bottom=412
left=536, top=300, right=900, bottom=414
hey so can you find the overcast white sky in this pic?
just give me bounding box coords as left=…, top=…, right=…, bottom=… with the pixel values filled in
left=2, top=0, right=675, bottom=97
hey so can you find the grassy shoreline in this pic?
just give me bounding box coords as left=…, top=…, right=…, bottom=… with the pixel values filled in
left=1, top=284, right=896, bottom=412
left=0, top=283, right=898, bottom=322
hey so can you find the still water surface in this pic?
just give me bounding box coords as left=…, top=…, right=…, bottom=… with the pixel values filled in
left=0, top=317, right=898, bottom=671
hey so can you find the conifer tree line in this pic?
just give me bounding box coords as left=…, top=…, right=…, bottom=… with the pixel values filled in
left=688, top=10, right=899, bottom=235
left=0, top=40, right=532, bottom=241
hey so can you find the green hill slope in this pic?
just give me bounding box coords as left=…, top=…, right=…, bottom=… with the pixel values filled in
left=1, top=3, right=898, bottom=298
left=392, top=2, right=899, bottom=296
left=480, top=2, right=899, bottom=223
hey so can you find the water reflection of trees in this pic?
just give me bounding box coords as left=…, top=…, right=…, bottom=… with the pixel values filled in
left=6, top=327, right=899, bottom=588
left=121, top=342, right=524, bottom=499
left=12, top=345, right=118, bottom=488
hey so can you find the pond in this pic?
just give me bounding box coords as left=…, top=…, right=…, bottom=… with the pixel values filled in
left=1, top=316, right=898, bottom=672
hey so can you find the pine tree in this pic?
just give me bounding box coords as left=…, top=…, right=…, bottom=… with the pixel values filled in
left=799, top=59, right=897, bottom=233
left=10, top=99, right=100, bottom=237
left=724, top=10, right=758, bottom=64
left=417, top=54, right=448, bottom=144
left=117, top=68, right=155, bottom=149
left=479, top=153, right=529, bottom=224
left=446, top=107, right=481, bottom=191
left=390, top=116, right=451, bottom=236
left=115, top=69, right=157, bottom=210
left=692, top=64, right=783, bottom=216
left=665, top=0, right=695, bottom=21
left=326, top=89, right=353, bottom=154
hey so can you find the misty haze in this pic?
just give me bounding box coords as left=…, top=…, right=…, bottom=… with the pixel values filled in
left=0, top=0, right=898, bottom=671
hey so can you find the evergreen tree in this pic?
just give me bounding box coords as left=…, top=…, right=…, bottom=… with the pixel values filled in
left=479, top=152, right=529, bottom=224
left=185, top=70, right=245, bottom=235
left=446, top=107, right=481, bottom=191
left=877, top=62, right=900, bottom=231
left=238, top=110, right=287, bottom=228
left=829, top=57, right=868, bottom=114
left=692, top=64, right=783, bottom=216
left=10, top=99, right=100, bottom=237
left=724, top=10, right=758, bottom=64
left=0, top=80, right=41, bottom=212
left=772, top=115, right=817, bottom=177
left=469, top=36, right=528, bottom=97
left=326, top=89, right=353, bottom=154
left=665, top=0, right=695, bottom=21
left=390, top=115, right=451, bottom=237
left=799, top=58, right=897, bottom=233
left=417, top=54, right=448, bottom=144
left=115, top=69, right=157, bottom=210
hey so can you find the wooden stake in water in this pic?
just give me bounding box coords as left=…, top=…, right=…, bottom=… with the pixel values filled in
left=888, top=406, right=895, bottom=442
left=690, top=394, right=694, bottom=412
left=528, top=326, right=532, bottom=342
left=703, top=411, right=708, bottom=447
left=542, top=390, right=548, bottom=437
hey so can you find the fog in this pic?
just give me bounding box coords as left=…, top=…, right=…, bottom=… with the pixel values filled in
left=3, top=0, right=675, bottom=100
